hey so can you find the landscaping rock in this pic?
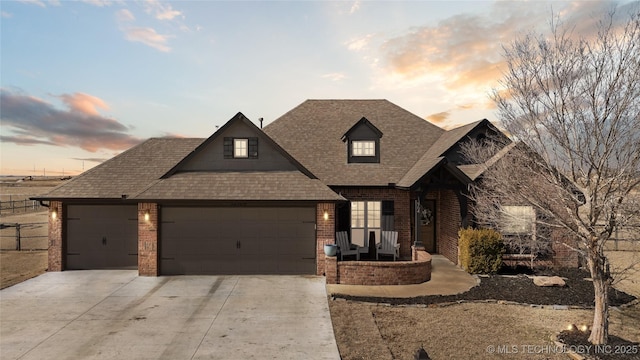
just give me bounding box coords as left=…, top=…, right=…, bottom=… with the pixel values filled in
left=532, top=276, right=566, bottom=287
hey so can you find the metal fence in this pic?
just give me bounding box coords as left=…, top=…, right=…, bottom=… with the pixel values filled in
left=0, top=222, right=48, bottom=251
left=0, top=199, right=44, bottom=215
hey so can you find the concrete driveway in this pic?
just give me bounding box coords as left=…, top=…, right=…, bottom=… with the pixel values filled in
left=0, top=271, right=340, bottom=360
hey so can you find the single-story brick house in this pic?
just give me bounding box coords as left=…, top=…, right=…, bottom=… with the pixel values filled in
left=34, top=99, right=576, bottom=276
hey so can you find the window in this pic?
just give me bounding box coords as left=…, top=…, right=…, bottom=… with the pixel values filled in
left=224, top=137, right=258, bottom=159
left=351, top=201, right=381, bottom=247
left=352, top=141, right=376, bottom=157
left=234, top=138, right=248, bottom=158
left=501, top=206, right=535, bottom=234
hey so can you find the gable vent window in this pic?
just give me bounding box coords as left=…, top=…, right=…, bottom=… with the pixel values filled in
left=352, top=141, right=376, bottom=157
left=224, top=137, right=258, bottom=159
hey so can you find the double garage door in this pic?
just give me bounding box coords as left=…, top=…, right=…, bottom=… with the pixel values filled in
left=160, top=207, right=316, bottom=275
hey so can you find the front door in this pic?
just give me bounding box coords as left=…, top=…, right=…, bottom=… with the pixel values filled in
left=419, top=200, right=436, bottom=253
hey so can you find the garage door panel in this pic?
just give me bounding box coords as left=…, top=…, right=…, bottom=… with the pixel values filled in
left=160, top=207, right=316, bottom=275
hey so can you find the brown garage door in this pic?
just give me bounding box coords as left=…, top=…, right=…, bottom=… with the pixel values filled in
left=160, top=207, right=316, bottom=275
left=66, top=205, right=138, bottom=270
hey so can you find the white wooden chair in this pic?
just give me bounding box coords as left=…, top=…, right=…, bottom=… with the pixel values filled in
left=336, top=231, right=360, bottom=261
left=377, top=231, right=400, bottom=261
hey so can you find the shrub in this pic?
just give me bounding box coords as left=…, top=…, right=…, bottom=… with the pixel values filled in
left=458, top=228, right=504, bottom=274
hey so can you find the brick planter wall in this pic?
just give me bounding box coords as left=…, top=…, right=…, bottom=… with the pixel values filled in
left=138, top=203, right=158, bottom=276
left=325, top=248, right=432, bottom=285
left=48, top=201, right=64, bottom=272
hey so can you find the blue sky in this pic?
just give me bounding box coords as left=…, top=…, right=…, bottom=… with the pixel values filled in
left=1, top=0, right=636, bottom=175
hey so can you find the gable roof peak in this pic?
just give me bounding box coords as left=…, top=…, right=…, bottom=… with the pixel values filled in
left=341, top=116, right=384, bottom=142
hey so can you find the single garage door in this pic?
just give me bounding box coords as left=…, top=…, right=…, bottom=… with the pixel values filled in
left=161, top=207, right=316, bottom=275
left=66, top=205, right=138, bottom=270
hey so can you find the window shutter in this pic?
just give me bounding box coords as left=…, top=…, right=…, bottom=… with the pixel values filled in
left=248, top=137, right=258, bottom=159
left=223, top=137, right=233, bottom=159
left=382, top=200, right=394, bottom=231
left=382, top=201, right=394, bottom=215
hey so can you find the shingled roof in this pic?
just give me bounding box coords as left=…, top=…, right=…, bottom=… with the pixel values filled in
left=35, top=113, right=345, bottom=202
left=264, top=100, right=445, bottom=186
left=35, top=138, right=204, bottom=200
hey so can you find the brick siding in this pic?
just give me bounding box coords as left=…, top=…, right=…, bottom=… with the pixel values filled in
left=47, top=201, right=64, bottom=271
left=436, top=189, right=463, bottom=264
left=316, top=202, right=335, bottom=275
left=138, top=203, right=159, bottom=276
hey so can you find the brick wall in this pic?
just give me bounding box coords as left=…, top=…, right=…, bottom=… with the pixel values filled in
left=138, top=203, right=159, bottom=276
left=332, top=187, right=411, bottom=258
left=48, top=201, right=64, bottom=271
left=325, top=248, right=432, bottom=285
left=316, top=202, right=336, bottom=275
left=436, top=189, right=463, bottom=264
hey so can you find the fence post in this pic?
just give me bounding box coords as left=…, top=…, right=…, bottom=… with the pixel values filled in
left=15, top=224, right=21, bottom=251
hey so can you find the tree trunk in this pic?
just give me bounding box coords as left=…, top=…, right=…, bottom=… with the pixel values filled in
left=587, top=249, right=609, bottom=345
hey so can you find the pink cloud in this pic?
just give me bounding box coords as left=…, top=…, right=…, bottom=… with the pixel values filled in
left=58, top=93, right=109, bottom=116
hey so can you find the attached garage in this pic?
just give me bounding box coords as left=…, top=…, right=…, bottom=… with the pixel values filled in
left=66, top=205, right=138, bottom=270
left=160, top=206, right=316, bottom=275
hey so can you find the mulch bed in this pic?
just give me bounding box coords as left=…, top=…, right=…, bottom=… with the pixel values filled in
left=333, top=267, right=637, bottom=307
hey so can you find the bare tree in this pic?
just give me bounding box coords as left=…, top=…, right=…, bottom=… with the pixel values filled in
left=465, top=8, right=640, bottom=345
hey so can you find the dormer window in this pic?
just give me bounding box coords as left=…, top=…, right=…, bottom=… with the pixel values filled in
left=342, top=117, right=383, bottom=164
left=352, top=141, right=376, bottom=157
left=234, top=138, right=248, bottom=158
left=224, top=137, right=259, bottom=159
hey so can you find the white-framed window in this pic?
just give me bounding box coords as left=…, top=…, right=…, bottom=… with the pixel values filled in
left=234, top=138, right=248, bottom=158
left=501, top=206, right=535, bottom=234
left=351, top=201, right=381, bottom=247
left=352, top=141, right=376, bottom=157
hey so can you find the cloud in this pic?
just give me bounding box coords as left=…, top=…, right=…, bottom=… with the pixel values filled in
left=350, top=1, right=361, bottom=14
left=81, top=0, right=112, bottom=7
left=72, top=157, right=107, bottom=163
left=0, top=135, right=56, bottom=146
left=378, top=1, right=620, bottom=93
left=322, top=73, right=346, bottom=82
left=18, top=0, right=46, bottom=7
left=116, top=8, right=135, bottom=22
left=346, top=34, right=374, bottom=51
left=122, top=27, right=172, bottom=52
left=59, top=93, right=109, bottom=116
left=427, top=111, right=450, bottom=124
left=144, top=0, right=182, bottom=21
left=0, top=88, right=141, bottom=152
left=17, top=0, right=59, bottom=6
left=1, top=11, right=13, bottom=18
left=115, top=9, right=172, bottom=52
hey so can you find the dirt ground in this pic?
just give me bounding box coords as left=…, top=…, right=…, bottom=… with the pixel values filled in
left=0, top=178, right=59, bottom=289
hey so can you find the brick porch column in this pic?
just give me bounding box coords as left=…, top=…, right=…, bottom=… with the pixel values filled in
left=316, top=203, right=335, bottom=276
left=48, top=201, right=64, bottom=271
left=138, top=203, right=159, bottom=276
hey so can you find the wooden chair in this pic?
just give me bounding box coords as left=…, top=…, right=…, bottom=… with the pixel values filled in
left=377, top=231, right=400, bottom=261
left=335, top=231, right=360, bottom=261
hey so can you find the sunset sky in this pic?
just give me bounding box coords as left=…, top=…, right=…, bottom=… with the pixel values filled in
left=1, top=0, right=637, bottom=176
